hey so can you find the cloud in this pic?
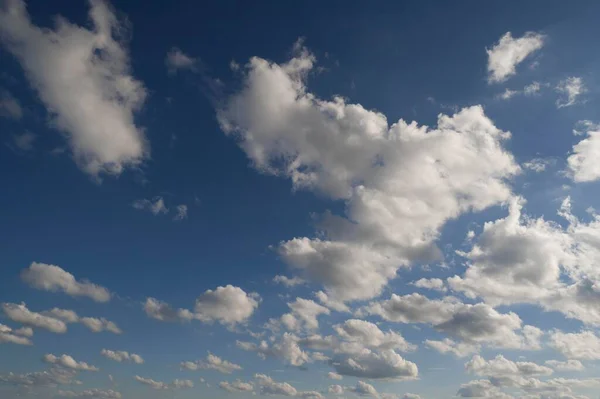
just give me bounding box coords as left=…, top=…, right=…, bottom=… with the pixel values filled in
left=524, top=81, right=542, bottom=95
left=0, top=0, right=148, bottom=176
left=219, top=380, right=254, bottom=393
left=237, top=333, right=311, bottom=366
left=101, top=349, right=144, bottom=364
left=556, top=77, right=586, bottom=108
left=143, top=297, right=193, bottom=322
left=8, top=131, right=35, bottom=152
left=21, top=262, right=111, bottom=302
left=0, top=89, right=22, bottom=119
left=486, top=32, right=544, bottom=83
left=57, top=389, right=122, bottom=399
left=219, top=42, right=518, bottom=303
left=523, top=158, right=555, bottom=173
left=424, top=338, right=479, bottom=358
left=457, top=379, right=512, bottom=398
left=549, top=330, right=600, bottom=360
left=0, top=367, right=79, bottom=387
left=330, top=349, right=418, bottom=380
left=545, top=360, right=584, bottom=371
left=194, top=285, right=260, bottom=325
left=350, top=381, right=379, bottom=397
left=273, top=275, right=306, bottom=287
left=43, top=308, right=80, bottom=323
left=328, top=384, right=344, bottom=395
left=281, top=298, right=330, bottom=332
left=166, top=47, right=197, bottom=74
left=567, top=121, right=600, bottom=182
left=180, top=353, right=242, bottom=374
left=465, top=355, right=553, bottom=379
left=254, top=374, right=298, bottom=396
left=327, top=372, right=343, bottom=380
left=0, top=323, right=33, bottom=345
left=412, top=278, right=447, bottom=292
left=43, top=354, right=99, bottom=371
left=132, top=197, right=169, bottom=215
left=333, top=319, right=416, bottom=353
left=80, top=317, right=122, bottom=334
left=1, top=302, right=67, bottom=333
left=134, top=376, right=193, bottom=390
left=173, top=204, right=188, bottom=221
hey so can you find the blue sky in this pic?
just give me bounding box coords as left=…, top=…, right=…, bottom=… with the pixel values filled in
left=1, top=1, right=600, bottom=398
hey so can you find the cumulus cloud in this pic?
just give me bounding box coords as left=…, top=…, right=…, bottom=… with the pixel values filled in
left=425, top=338, right=479, bottom=358
left=219, top=379, right=254, bottom=393
left=333, top=319, right=416, bottom=353
left=556, top=77, right=586, bottom=108
left=57, top=389, right=122, bottom=399
left=327, top=372, right=343, bottom=380
left=412, top=278, right=447, bottom=292
left=0, top=0, right=148, bottom=176
left=457, top=379, right=511, bottom=398
left=21, top=262, right=111, bottom=302
left=143, top=297, right=193, bottom=322
left=0, top=368, right=80, bottom=387
left=545, top=360, right=584, bottom=372
left=350, top=381, right=379, bottom=397
left=43, top=354, right=99, bottom=371
left=219, top=42, right=518, bottom=303
left=180, top=353, right=242, bottom=374
left=1, top=302, right=67, bottom=333
left=273, top=275, right=306, bottom=287
left=194, top=285, right=260, bottom=325
left=486, top=32, right=544, bottom=83
left=237, top=333, right=310, bottom=366
left=134, top=376, right=193, bottom=390
left=549, top=330, right=600, bottom=360
left=523, top=158, right=555, bottom=173
left=80, top=317, right=122, bottom=334
left=567, top=121, right=600, bottom=182
left=43, top=308, right=80, bottom=324
left=254, top=374, right=298, bottom=396
left=0, top=323, right=33, bottom=345
left=330, top=349, right=418, bottom=380
left=173, top=204, right=188, bottom=221
left=132, top=197, right=169, bottom=215
left=281, top=298, right=330, bottom=332
left=466, top=355, right=553, bottom=379
left=166, top=47, right=197, bottom=74
left=101, top=349, right=144, bottom=364
left=328, top=384, right=344, bottom=395
left=0, top=89, right=22, bottom=119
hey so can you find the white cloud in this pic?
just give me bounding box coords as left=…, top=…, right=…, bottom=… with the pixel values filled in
left=425, top=338, right=479, bottom=358
left=281, top=297, right=330, bottom=332
left=314, top=291, right=350, bottom=312
left=273, top=275, right=306, bottom=287
left=331, top=349, right=418, bottom=380
left=43, top=308, right=80, bottom=323
left=0, top=89, right=22, bottom=119
left=567, top=121, right=600, bottom=182
left=333, top=319, right=416, bottom=353
left=486, top=32, right=544, bottom=83
left=219, top=42, right=518, bottom=303
left=43, top=354, right=99, bottom=371
left=219, top=379, right=254, bottom=393
left=412, top=278, right=447, bottom=292
left=1, top=302, right=67, bottom=333
left=327, top=372, right=343, bottom=380
left=57, top=389, right=122, bottom=399
left=328, top=384, right=344, bottom=395
left=132, top=197, right=169, bottom=215
left=180, top=353, right=242, bottom=374
left=21, top=262, right=111, bottom=302
left=0, top=0, right=148, bottom=176
left=173, top=204, right=188, bottom=221
left=0, top=368, right=79, bottom=387
left=101, top=349, right=144, bottom=364
left=0, top=323, right=33, bottom=345
left=556, top=77, right=586, bottom=108
left=254, top=374, right=297, bottom=396
left=350, top=381, right=379, bottom=397
left=549, top=330, right=600, bottom=360
left=523, top=158, right=554, bottom=173
left=166, top=47, right=197, bottom=74
left=194, top=285, right=260, bottom=326
left=237, top=333, right=311, bottom=366
left=524, top=81, right=542, bottom=96
left=465, top=354, right=553, bottom=379
left=143, top=297, right=193, bottom=322
left=545, top=360, right=584, bottom=371
left=80, top=317, right=122, bottom=334
left=457, top=379, right=512, bottom=398
left=499, top=88, right=518, bottom=100
left=134, top=376, right=193, bottom=390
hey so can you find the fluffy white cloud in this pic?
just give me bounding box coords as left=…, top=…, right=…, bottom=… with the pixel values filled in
left=523, top=158, right=554, bottom=173
left=101, top=349, right=144, bottom=364
left=1, top=302, right=66, bottom=333
left=0, top=0, right=148, bottom=176
left=43, top=354, right=99, bottom=372
left=273, top=275, right=306, bottom=287
left=457, top=379, right=512, bottom=398
left=219, top=379, right=254, bottom=393
left=331, top=349, right=418, bottom=380
left=254, top=374, right=298, bottom=396
left=165, top=47, right=197, bottom=74
left=328, top=384, right=344, bottom=395
left=545, top=360, right=584, bottom=372
left=281, top=298, right=330, bottom=331
left=0, top=89, right=22, bottom=119
left=412, top=278, right=447, bottom=292
left=486, top=32, right=544, bottom=83
left=327, top=372, right=343, bottom=380
left=194, top=285, right=260, bottom=325
left=57, top=389, right=122, bottom=399
left=80, top=317, right=122, bottom=334
left=20, top=262, right=110, bottom=302
left=350, top=381, right=379, bottom=397
left=134, top=376, right=193, bottom=390
left=567, top=121, right=600, bottom=182
left=218, top=42, right=518, bottom=303
left=0, top=323, right=32, bottom=345
left=132, top=197, right=169, bottom=215
left=549, top=330, right=600, bottom=360
left=44, top=308, right=80, bottom=323
left=333, top=319, right=416, bottom=353
left=466, top=355, right=553, bottom=379
left=424, top=338, right=479, bottom=357
left=556, top=77, right=586, bottom=108
left=237, top=333, right=310, bottom=366
left=0, top=368, right=79, bottom=387
left=143, top=297, right=193, bottom=322
left=173, top=204, right=188, bottom=221
left=180, top=353, right=242, bottom=374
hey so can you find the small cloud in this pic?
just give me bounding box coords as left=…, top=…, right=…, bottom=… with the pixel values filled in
left=8, top=131, right=35, bottom=152
left=556, top=77, right=586, bottom=108
left=173, top=204, right=188, bottom=221
left=132, top=197, right=169, bottom=215
left=523, top=81, right=542, bottom=96
left=487, top=32, right=545, bottom=83
left=166, top=47, right=197, bottom=74
left=498, top=88, right=518, bottom=100
left=230, top=60, right=240, bottom=71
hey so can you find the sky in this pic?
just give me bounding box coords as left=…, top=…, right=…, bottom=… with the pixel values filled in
left=1, top=0, right=600, bottom=398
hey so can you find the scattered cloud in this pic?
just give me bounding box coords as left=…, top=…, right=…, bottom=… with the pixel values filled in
left=487, top=32, right=544, bottom=83
left=57, top=389, right=122, bottom=399
left=0, top=323, right=33, bottom=345
left=219, top=379, right=254, bottom=393
left=101, top=349, right=144, bottom=364
left=134, top=375, right=193, bottom=390
left=556, top=77, right=586, bottom=108
left=173, top=204, right=188, bottom=220
left=166, top=47, right=197, bottom=74
left=567, top=121, right=600, bottom=182
left=43, top=354, right=99, bottom=372
left=132, top=197, right=169, bottom=215
left=181, top=353, right=242, bottom=374
left=1, top=302, right=67, bottom=333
